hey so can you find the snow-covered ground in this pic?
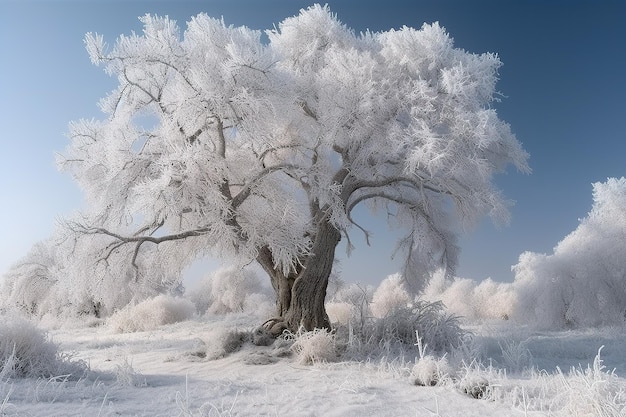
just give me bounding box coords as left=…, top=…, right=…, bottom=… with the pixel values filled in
left=2, top=311, right=625, bottom=417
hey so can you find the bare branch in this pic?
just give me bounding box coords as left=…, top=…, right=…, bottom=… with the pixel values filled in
left=133, top=218, right=165, bottom=237
left=122, top=67, right=161, bottom=105
left=67, top=221, right=212, bottom=281
left=144, top=57, right=199, bottom=95
left=81, top=225, right=210, bottom=244
left=298, top=100, right=317, bottom=120
left=259, top=143, right=306, bottom=163
left=231, top=163, right=300, bottom=209
left=343, top=175, right=449, bottom=203
left=346, top=212, right=371, bottom=246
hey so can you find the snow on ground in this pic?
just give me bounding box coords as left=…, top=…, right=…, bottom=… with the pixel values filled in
left=2, top=312, right=626, bottom=417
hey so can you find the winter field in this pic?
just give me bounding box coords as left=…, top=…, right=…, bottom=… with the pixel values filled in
left=3, top=177, right=626, bottom=416
left=0, top=5, right=626, bottom=417
left=2, top=277, right=626, bottom=417
left=2, top=7, right=625, bottom=415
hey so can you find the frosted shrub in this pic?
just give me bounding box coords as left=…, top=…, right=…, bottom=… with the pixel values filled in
left=0, top=315, right=86, bottom=379
left=327, top=283, right=373, bottom=328
left=289, top=329, right=337, bottom=365
left=108, top=295, right=195, bottom=333
left=498, top=338, right=533, bottom=374
left=242, top=293, right=275, bottom=319
left=364, top=299, right=464, bottom=354
left=458, top=371, right=491, bottom=399
left=337, top=293, right=465, bottom=358
left=183, top=326, right=250, bottom=361
left=370, top=274, right=410, bottom=318
left=325, top=301, right=354, bottom=325
left=189, top=266, right=272, bottom=316
left=423, top=270, right=516, bottom=322
left=411, top=355, right=453, bottom=386
left=327, top=279, right=465, bottom=357
left=185, top=273, right=213, bottom=315
left=114, top=358, right=146, bottom=388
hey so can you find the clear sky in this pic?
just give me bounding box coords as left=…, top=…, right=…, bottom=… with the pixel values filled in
left=1, top=0, right=624, bottom=286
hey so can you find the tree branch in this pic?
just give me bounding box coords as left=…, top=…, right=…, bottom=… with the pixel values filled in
left=343, top=175, right=449, bottom=203
left=298, top=100, right=317, bottom=120
left=68, top=221, right=212, bottom=281
left=80, top=225, right=210, bottom=245
left=231, top=163, right=301, bottom=209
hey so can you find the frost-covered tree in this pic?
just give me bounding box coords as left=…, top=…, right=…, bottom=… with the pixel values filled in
left=1, top=225, right=184, bottom=318
left=58, top=5, right=528, bottom=333
left=512, top=177, right=626, bottom=328
left=1, top=240, right=58, bottom=316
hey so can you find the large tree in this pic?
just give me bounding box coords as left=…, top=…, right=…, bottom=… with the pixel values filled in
left=59, top=5, right=528, bottom=333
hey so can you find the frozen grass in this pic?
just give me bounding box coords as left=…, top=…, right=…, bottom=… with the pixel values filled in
left=113, top=357, right=147, bottom=388
left=482, top=346, right=626, bottom=416
left=550, top=347, right=626, bottom=416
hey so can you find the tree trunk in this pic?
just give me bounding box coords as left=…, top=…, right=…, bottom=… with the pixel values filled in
left=284, top=219, right=341, bottom=332
left=255, top=246, right=296, bottom=336
left=255, top=219, right=340, bottom=336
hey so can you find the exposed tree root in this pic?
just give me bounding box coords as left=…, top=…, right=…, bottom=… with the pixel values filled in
left=251, top=317, right=290, bottom=346
left=262, top=317, right=289, bottom=337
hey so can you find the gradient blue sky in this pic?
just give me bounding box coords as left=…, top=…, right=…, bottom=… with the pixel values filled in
left=1, top=0, right=624, bottom=286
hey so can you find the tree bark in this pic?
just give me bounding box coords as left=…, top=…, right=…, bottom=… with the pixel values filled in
left=256, top=246, right=292, bottom=315
left=255, top=218, right=340, bottom=336
left=284, top=218, right=341, bottom=332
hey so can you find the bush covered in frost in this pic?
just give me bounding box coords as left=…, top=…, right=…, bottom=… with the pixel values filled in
left=370, top=274, right=410, bottom=318
left=360, top=299, right=464, bottom=354
left=327, top=276, right=465, bottom=357
left=287, top=328, right=337, bottom=365
left=422, top=269, right=516, bottom=322
left=326, top=282, right=373, bottom=327
left=325, top=301, right=355, bottom=325
left=108, top=295, right=195, bottom=333
left=186, top=327, right=250, bottom=361
left=411, top=354, right=453, bottom=386
left=0, top=314, right=87, bottom=379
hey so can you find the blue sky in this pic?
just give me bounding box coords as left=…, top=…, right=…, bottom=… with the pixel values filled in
left=1, top=0, right=624, bottom=286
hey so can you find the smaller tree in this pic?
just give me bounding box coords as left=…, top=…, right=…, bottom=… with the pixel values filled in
left=1, top=223, right=184, bottom=318
left=512, top=177, right=626, bottom=328
left=1, top=241, right=58, bottom=316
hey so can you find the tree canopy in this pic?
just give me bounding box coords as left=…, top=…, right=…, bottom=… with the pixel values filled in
left=4, top=5, right=529, bottom=329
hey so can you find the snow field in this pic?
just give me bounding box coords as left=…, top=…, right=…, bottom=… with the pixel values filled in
left=2, top=305, right=626, bottom=416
